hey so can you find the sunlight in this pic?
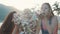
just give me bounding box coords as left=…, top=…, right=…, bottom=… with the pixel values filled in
left=0, top=0, right=59, bottom=10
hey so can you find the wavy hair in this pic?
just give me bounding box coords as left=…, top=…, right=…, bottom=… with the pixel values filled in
left=0, top=11, right=16, bottom=34
left=41, top=3, right=54, bottom=16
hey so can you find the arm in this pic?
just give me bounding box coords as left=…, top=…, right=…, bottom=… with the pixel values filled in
left=53, top=24, right=58, bottom=34
left=53, top=17, right=58, bottom=34
left=12, top=25, right=19, bottom=34
left=36, top=19, right=41, bottom=34
left=46, top=16, right=58, bottom=34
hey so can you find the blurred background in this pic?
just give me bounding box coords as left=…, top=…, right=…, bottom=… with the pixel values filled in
left=0, top=0, right=60, bottom=34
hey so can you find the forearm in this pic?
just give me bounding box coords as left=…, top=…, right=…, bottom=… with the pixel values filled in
left=12, top=25, right=19, bottom=34
left=47, top=26, right=52, bottom=34
left=36, top=27, right=40, bottom=34
left=53, top=25, right=58, bottom=34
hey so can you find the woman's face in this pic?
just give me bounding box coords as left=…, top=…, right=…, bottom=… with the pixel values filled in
left=41, top=4, right=50, bottom=15
left=12, top=13, right=21, bottom=25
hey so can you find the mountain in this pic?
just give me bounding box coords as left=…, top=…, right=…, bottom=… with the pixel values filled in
left=0, top=6, right=19, bottom=26
left=0, top=4, right=19, bottom=22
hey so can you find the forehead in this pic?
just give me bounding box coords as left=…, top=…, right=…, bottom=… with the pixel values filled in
left=42, top=4, right=49, bottom=8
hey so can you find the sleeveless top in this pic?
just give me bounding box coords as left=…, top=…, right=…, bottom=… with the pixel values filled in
left=41, top=17, right=52, bottom=34
left=41, top=16, right=58, bottom=34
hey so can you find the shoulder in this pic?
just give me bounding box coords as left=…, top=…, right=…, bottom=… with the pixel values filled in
left=52, top=15, right=58, bottom=24
left=52, top=15, right=58, bottom=20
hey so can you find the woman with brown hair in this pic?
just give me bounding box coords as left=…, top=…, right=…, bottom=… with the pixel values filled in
left=38, top=3, right=58, bottom=34
left=0, top=11, right=16, bottom=34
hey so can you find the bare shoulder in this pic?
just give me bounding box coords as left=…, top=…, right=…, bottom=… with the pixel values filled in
left=52, top=15, right=58, bottom=24
left=53, top=16, right=58, bottom=21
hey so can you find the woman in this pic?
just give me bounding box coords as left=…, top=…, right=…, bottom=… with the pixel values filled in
left=37, top=3, right=58, bottom=34
left=0, top=11, right=16, bottom=34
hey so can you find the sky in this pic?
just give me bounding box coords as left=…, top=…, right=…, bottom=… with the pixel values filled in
left=0, top=0, right=60, bottom=10
left=0, top=0, right=60, bottom=25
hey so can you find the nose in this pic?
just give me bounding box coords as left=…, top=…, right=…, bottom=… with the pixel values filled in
left=40, top=13, right=45, bottom=16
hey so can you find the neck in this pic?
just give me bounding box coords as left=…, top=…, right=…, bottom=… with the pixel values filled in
left=47, top=14, right=50, bottom=17
left=46, top=14, right=53, bottom=19
left=41, top=13, right=53, bottom=19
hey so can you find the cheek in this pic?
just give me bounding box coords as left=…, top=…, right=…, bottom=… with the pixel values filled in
left=40, top=11, right=44, bottom=14
left=46, top=8, right=50, bottom=11
left=44, top=9, right=49, bottom=13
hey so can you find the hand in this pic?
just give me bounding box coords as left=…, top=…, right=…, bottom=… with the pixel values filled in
left=12, top=13, right=21, bottom=25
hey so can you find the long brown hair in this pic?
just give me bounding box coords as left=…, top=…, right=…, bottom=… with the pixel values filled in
left=41, top=3, right=54, bottom=16
left=0, top=11, right=16, bottom=34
